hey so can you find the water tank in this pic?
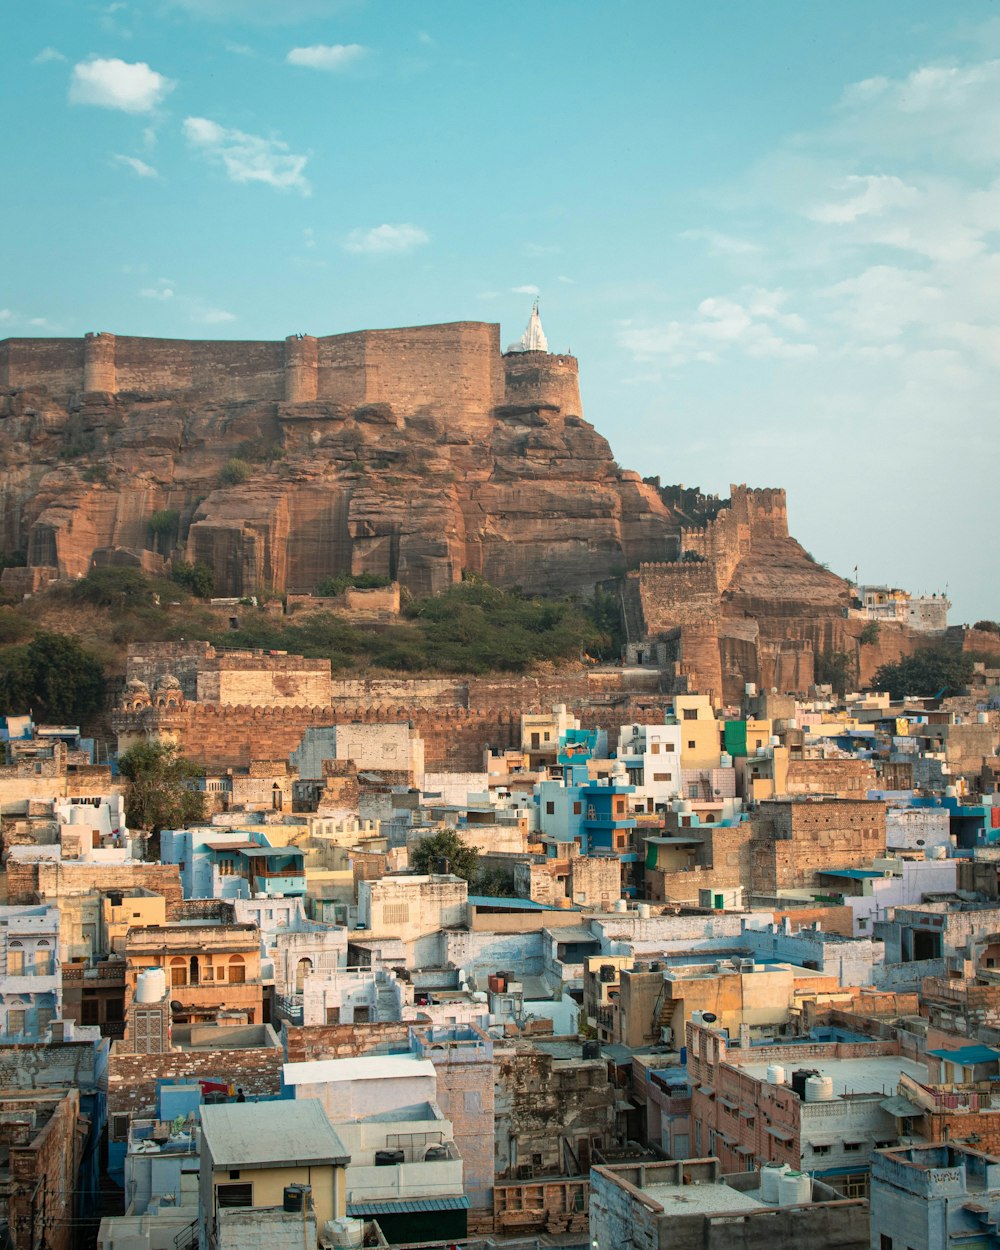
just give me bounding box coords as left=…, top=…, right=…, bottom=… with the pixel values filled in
left=676, top=800, right=693, bottom=814
left=778, top=1171, right=812, bottom=1206
left=804, top=1075, right=835, bottom=1102
left=760, top=1163, right=788, bottom=1204
left=613, top=899, right=628, bottom=913
left=978, top=712, right=989, bottom=725
left=766, top=1064, right=786, bottom=1086
left=374, top=1150, right=405, bottom=1167
left=324, top=1218, right=364, bottom=1250
left=472, top=990, right=488, bottom=1003
left=769, top=735, right=780, bottom=747
left=423, top=1145, right=449, bottom=1161
left=745, top=683, right=757, bottom=697
left=791, top=1068, right=819, bottom=1099
left=787, top=719, right=798, bottom=730
left=637, top=903, right=651, bottom=920
left=719, top=753, right=732, bottom=769
left=582, top=1040, right=601, bottom=1060
left=136, top=968, right=167, bottom=1003
left=283, top=1184, right=309, bottom=1212
left=928, top=845, right=947, bottom=860
left=946, top=784, right=958, bottom=798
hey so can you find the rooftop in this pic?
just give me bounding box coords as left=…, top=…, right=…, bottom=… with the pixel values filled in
left=642, top=1181, right=767, bottom=1215
left=283, top=1054, right=436, bottom=1086
left=201, top=1100, right=349, bottom=1169
left=736, top=1054, right=927, bottom=1096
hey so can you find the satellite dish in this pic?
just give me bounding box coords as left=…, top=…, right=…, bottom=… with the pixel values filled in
left=701, top=1011, right=718, bottom=1024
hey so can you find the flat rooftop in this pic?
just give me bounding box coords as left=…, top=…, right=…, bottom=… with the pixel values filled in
left=737, top=1054, right=927, bottom=1096
left=201, top=1099, right=349, bottom=1169
left=643, top=1181, right=767, bottom=1215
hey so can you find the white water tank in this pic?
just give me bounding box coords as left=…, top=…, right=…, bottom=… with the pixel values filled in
left=946, top=784, right=958, bottom=798
left=720, top=753, right=733, bottom=769
left=804, top=1075, right=835, bottom=1102
left=928, top=845, right=947, bottom=860
left=760, top=1163, right=788, bottom=1204
left=978, top=712, right=989, bottom=725
left=324, top=1217, right=364, bottom=1250
left=778, top=1171, right=812, bottom=1206
left=766, top=1064, right=786, bottom=1086
left=787, top=719, right=798, bottom=730
left=613, top=898, right=628, bottom=913
left=745, top=683, right=757, bottom=697
left=769, top=735, right=780, bottom=747
left=135, top=968, right=167, bottom=1003
left=637, top=903, right=651, bottom=920
left=676, top=799, right=693, bottom=814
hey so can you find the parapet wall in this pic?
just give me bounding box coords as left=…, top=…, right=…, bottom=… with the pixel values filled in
left=1, top=323, right=510, bottom=419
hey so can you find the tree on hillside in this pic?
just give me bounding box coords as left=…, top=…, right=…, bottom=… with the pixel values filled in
left=872, top=648, right=975, bottom=700
left=118, top=740, right=205, bottom=838
left=409, top=828, right=479, bottom=882
left=0, top=631, right=105, bottom=724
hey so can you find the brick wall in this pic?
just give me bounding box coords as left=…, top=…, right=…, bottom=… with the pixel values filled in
left=283, top=1020, right=411, bottom=1063
left=106, top=1044, right=284, bottom=1119
left=6, top=860, right=183, bottom=908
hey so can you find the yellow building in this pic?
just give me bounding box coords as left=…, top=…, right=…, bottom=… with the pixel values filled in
left=199, top=1100, right=350, bottom=1250
left=100, top=889, right=167, bottom=957
left=671, top=695, right=722, bottom=772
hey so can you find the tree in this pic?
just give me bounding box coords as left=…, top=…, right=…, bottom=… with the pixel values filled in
left=815, top=649, right=852, bottom=696
left=148, top=509, right=180, bottom=555
left=409, top=828, right=479, bottom=882
left=118, top=740, right=205, bottom=837
left=859, top=621, right=881, bottom=646
left=974, top=620, right=1000, bottom=636
left=872, top=648, right=975, bottom=700
left=172, top=560, right=215, bottom=599
left=72, top=566, right=154, bottom=609
left=0, top=631, right=105, bottom=724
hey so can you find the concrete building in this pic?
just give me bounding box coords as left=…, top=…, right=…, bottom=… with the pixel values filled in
left=291, top=722, right=425, bottom=789
left=0, top=1088, right=86, bottom=1250
left=686, top=1020, right=927, bottom=1198
left=0, top=905, right=61, bottom=1040
left=869, top=1143, right=1000, bottom=1250
left=590, top=1156, right=868, bottom=1250
left=125, top=921, right=263, bottom=1026
left=616, top=722, right=684, bottom=811
left=199, top=1100, right=350, bottom=1250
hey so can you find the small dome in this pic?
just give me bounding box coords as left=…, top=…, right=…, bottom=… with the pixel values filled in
left=155, top=673, right=182, bottom=691
left=125, top=678, right=149, bottom=693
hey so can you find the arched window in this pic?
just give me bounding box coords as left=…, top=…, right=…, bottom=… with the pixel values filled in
left=228, top=955, right=246, bottom=985
left=34, top=941, right=52, bottom=976
left=189, top=956, right=200, bottom=985
left=170, top=956, right=187, bottom=987
left=7, top=941, right=24, bottom=976
left=295, top=957, right=313, bottom=993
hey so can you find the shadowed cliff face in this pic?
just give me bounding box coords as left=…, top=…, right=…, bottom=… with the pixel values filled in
left=0, top=359, right=681, bottom=597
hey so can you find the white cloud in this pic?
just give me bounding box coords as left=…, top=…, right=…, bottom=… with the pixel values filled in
left=810, top=174, right=919, bottom=224
left=679, top=227, right=762, bottom=256
left=114, top=153, right=160, bottom=178
left=167, top=0, right=355, bottom=21
left=69, top=58, right=175, bottom=113
left=557, top=275, right=575, bottom=284
left=33, top=47, right=66, bottom=64
left=139, top=279, right=174, bottom=299
left=286, top=43, right=366, bottom=71
left=417, top=31, right=435, bottom=47
left=191, top=305, right=236, bottom=323
left=183, top=116, right=310, bottom=194
left=343, top=223, right=428, bottom=254
left=512, top=284, right=540, bottom=295
left=0, top=308, right=50, bottom=328
left=620, top=288, right=816, bottom=366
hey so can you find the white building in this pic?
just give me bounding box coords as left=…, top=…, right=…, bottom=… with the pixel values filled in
left=0, top=904, right=61, bottom=1039
left=615, top=723, right=684, bottom=811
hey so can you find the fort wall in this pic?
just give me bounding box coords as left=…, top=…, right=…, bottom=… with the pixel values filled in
left=502, top=351, right=581, bottom=416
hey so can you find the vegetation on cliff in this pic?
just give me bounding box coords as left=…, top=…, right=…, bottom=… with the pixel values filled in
left=0, top=631, right=106, bottom=724
left=872, top=647, right=975, bottom=700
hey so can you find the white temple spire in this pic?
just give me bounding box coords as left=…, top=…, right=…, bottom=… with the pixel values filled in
left=507, top=299, right=549, bottom=353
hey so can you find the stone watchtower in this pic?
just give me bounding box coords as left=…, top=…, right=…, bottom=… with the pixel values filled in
left=502, top=301, right=582, bottom=418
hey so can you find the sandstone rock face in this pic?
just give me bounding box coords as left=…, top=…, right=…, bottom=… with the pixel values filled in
left=0, top=321, right=897, bottom=697
left=0, top=323, right=682, bottom=597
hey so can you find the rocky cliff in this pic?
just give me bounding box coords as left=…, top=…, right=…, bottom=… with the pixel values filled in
left=0, top=321, right=883, bottom=699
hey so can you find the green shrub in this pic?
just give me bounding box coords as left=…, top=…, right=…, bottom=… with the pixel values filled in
left=219, top=458, right=252, bottom=487
left=172, top=561, right=215, bottom=599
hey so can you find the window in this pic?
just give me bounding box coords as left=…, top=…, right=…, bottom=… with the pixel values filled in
left=7, top=1009, right=25, bottom=1035
left=81, top=999, right=100, bottom=1026
left=229, top=1171, right=241, bottom=1180
left=688, top=741, right=696, bottom=750
left=650, top=743, right=660, bottom=755
left=573, top=802, right=582, bottom=815
left=217, top=1184, right=253, bottom=1208
left=811, top=1144, right=831, bottom=1156
left=228, top=956, right=246, bottom=985
left=880, top=1237, right=893, bottom=1250
left=7, top=941, right=24, bottom=976
left=112, top=1113, right=130, bottom=1142
left=105, top=998, right=123, bottom=1022
left=653, top=773, right=672, bottom=782
left=683, top=709, right=697, bottom=720
left=546, top=802, right=555, bottom=815
left=844, top=1142, right=862, bottom=1152
left=170, top=958, right=187, bottom=987
left=37, top=1008, right=54, bottom=1034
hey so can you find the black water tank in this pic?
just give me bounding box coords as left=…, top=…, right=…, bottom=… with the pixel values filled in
left=375, top=1150, right=405, bottom=1166
left=583, top=1040, right=601, bottom=1060
left=283, top=1185, right=308, bottom=1212
left=791, top=1068, right=819, bottom=1099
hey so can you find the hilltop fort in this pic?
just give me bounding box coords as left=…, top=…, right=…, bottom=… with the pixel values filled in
left=0, top=312, right=939, bottom=701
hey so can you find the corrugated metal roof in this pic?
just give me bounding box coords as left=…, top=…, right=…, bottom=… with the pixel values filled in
left=928, top=1045, right=1000, bottom=1065
left=347, top=1196, right=470, bottom=1215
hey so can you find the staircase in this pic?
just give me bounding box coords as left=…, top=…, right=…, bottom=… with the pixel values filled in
left=653, top=987, right=679, bottom=1045
left=376, top=985, right=398, bottom=1022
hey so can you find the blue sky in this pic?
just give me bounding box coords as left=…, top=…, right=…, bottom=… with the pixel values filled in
left=3, top=1, right=998, bottom=621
